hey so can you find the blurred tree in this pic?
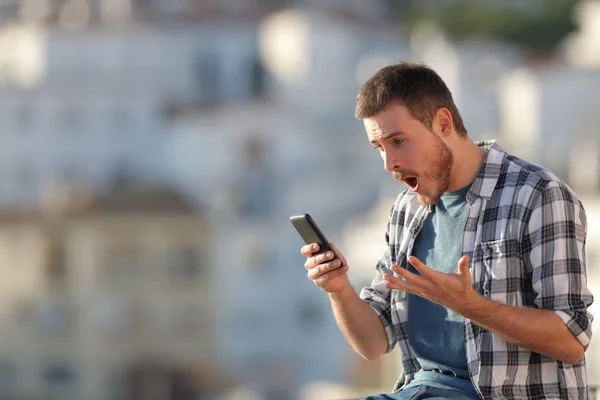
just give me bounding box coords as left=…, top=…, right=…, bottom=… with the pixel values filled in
left=406, top=0, right=579, bottom=52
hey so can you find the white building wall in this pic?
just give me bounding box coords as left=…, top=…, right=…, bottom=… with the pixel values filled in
left=498, top=66, right=600, bottom=188
left=259, top=9, right=411, bottom=115
left=0, top=23, right=259, bottom=211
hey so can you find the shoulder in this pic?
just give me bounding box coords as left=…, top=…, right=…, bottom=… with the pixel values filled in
left=500, top=153, right=584, bottom=214
left=503, top=153, right=560, bottom=185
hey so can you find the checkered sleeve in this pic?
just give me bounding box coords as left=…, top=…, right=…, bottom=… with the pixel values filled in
left=359, top=217, right=397, bottom=354
left=524, top=180, right=594, bottom=350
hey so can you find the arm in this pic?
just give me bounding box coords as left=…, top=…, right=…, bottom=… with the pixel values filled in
left=329, top=283, right=389, bottom=361
left=302, top=243, right=389, bottom=361
left=457, top=292, right=584, bottom=364
left=386, top=256, right=584, bottom=364
left=523, top=181, right=593, bottom=354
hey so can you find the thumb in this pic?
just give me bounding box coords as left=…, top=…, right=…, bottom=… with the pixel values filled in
left=457, top=255, right=470, bottom=276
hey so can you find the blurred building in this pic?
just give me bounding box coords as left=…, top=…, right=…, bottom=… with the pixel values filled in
left=408, top=24, right=526, bottom=142
left=562, top=0, right=600, bottom=69
left=0, top=187, right=218, bottom=400
left=498, top=64, right=600, bottom=190
left=493, top=0, right=600, bottom=193
left=0, top=18, right=260, bottom=211
left=258, top=9, right=410, bottom=115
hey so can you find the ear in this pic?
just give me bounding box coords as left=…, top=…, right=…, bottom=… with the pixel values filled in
left=434, top=108, right=453, bottom=137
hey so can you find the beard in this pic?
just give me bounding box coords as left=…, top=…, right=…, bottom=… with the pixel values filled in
left=394, top=134, right=454, bottom=206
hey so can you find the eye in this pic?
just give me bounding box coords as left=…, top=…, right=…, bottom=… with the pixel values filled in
left=372, top=143, right=383, bottom=151
left=394, top=138, right=405, bottom=146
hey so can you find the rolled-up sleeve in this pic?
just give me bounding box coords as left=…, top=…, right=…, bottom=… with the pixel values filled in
left=524, top=180, right=594, bottom=349
left=359, top=220, right=398, bottom=354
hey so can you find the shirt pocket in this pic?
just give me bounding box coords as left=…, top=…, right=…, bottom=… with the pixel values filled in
left=479, top=239, right=531, bottom=307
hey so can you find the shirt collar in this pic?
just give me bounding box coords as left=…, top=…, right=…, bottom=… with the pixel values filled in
left=466, top=140, right=507, bottom=204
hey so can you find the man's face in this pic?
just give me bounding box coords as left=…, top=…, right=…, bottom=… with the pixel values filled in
left=364, top=103, right=453, bottom=205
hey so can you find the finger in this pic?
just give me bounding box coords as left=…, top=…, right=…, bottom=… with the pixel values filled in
left=385, top=281, right=406, bottom=291
left=383, top=272, right=406, bottom=287
left=314, top=265, right=348, bottom=286
left=390, top=264, right=429, bottom=286
left=307, top=258, right=343, bottom=279
left=329, top=242, right=347, bottom=266
left=328, top=264, right=349, bottom=278
left=383, top=275, right=412, bottom=292
left=384, top=272, right=431, bottom=299
left=301, top=243, right=319, bottom=257
left=457, top=255, right=470, bottom=276
left=386, top=281, right=429, bottom=299
left=304, top=250, right=335, bottom=270
left=407, top=256, right=436, bottom=280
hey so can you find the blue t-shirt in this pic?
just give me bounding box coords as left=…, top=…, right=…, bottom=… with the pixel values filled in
left=404, top=183, right=479, bottom=398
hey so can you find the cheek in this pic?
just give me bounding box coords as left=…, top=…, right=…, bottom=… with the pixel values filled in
left=421, top=147, right=439, bottom=169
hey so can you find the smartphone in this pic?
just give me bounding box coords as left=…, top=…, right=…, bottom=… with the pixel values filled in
left=289, top=213, right=340, bottom=261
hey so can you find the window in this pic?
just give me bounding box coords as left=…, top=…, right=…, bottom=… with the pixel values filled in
left=41, top=361, right=76, bottom=388
left=196, top=53, right=219, bottom=102
left=106, top=247, right=139, bottom=287
left=150, top=302, right=205, bottom=338
left=108, top=159, right=134, bottom=189
left=250, top=57, right=266, bottom=97
left=47, top=243, right=68, bottom=283
left=170, top=304, right=205, bottom=337
left=58, top=107, right=83, bottom=133
left=238, top=137, right=275, bottom=217
left=15, top=103, right=34, bottom=133
left=35, top=300, right=74, bottom=334
left=95, top=298, right=137, bottom=337
left=166, top=246, right=199, bottom=282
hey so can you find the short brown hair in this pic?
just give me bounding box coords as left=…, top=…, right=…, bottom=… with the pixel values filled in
left=355, top=61, right=467, bottom=136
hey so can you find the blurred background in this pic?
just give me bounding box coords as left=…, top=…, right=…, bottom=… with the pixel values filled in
left=0, top=0, right=596, bottom=399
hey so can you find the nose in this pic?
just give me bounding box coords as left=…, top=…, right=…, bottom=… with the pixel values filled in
left=382, top=149, right=400, bottom=172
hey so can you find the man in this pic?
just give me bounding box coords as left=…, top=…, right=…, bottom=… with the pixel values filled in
left=301, top=62, right=594, bottom=399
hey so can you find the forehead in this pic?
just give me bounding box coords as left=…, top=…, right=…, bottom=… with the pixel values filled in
left=363, top=104, right=418, bottom=138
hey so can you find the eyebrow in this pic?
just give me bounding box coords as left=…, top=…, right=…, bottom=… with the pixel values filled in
left=369, top=131, right=406, bottom=144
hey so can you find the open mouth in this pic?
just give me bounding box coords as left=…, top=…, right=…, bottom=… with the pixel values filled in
left=404, top=177, right=419, bottom=191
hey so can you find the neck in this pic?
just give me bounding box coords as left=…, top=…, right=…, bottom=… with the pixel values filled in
left=447, top=139, right=485, bottom=193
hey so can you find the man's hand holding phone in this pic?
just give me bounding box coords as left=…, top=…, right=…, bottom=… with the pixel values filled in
left=291, top=213, right=351, bottom=293
left=301, top=242, right=350, bottom=293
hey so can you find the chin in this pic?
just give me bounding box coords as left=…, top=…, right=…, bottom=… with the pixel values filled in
left=416, top=194, right=431, bottom=206
left=417, top=193, right=441, bottom=206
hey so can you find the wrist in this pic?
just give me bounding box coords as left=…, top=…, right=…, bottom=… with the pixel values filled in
left=329, top=282, right=356, bottom=302
left=457, top=290, right=494, bottom=319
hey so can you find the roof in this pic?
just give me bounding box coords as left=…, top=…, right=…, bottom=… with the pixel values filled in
left=0, top=186, right=199, bottom=225
left=82, top=188, right=197, bottom=215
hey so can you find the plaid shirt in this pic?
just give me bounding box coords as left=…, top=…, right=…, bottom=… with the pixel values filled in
left=360, top=141, right=594, bottom=399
